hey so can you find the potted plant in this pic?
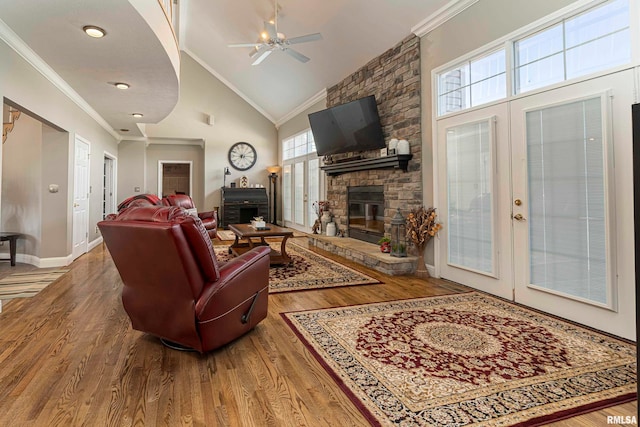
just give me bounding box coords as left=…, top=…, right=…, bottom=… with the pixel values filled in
left=377, top=236, right=392, bottom=253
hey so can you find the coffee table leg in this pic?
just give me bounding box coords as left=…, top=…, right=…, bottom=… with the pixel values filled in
left=280, top=235, right=291, bottom=264
left=9, top=236, right=16, bottom=266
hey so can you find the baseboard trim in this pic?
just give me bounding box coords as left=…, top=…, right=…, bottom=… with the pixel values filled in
left=88, top=236, right=103, bottom=251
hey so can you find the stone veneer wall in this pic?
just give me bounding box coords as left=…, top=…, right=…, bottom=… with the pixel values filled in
left=325, top=35, right=422, bottom=237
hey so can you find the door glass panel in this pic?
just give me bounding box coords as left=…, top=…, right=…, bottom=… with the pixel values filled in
left=446, top=120, right=494, bottom=274
left=294, top=162, right=305, bottom=225
left=307, top=158, right=319, bottom=226
left=526, top=97, right=606, bottom=303
left=283, top=165, right=292, bottom=222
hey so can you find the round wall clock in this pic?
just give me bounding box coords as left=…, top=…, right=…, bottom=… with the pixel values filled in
left=228, top=142, right=257, bottom=171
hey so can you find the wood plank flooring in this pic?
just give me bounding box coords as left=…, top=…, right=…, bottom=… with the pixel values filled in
left=0, top=238, right=635, bottom=426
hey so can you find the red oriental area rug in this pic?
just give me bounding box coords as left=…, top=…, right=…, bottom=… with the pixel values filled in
left=282, top=292, right=637, bottom=426
left=215, top=242, right=379, bottom=293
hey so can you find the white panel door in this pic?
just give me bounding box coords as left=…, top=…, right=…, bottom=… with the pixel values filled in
left=436, top=103, right=513, bottom=300
left=72, top=136, right=90, bottom=260
left=510, top=70, right=635, bottom=339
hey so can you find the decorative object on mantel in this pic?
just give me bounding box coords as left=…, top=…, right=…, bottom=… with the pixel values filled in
left=326, top=222, right=337, bottom=237
left=388, top=138, right=398, bottom=155
left=406, top=206, right=442, bottom=278
left=390, top=208, right=407, bottom=257
left=377, top=236, right=391, bottom=253
left=240, top=176, right=248, bottom=188
left=397, top=139, right=410, bottom=155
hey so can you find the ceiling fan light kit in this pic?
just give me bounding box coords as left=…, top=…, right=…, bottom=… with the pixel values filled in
left=228, top=0, right=322, bottom=65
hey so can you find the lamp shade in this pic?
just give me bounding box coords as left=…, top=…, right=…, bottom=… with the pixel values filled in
left=267, top=165, right=282, bottom=174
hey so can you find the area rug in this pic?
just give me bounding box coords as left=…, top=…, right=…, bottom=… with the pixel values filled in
left=0, top=269, right=69, bottom=299
left=215, top=242, right=379, bottom=293
left=282, top=292, right=637, bottom=426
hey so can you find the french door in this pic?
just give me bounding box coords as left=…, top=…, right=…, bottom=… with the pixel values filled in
left=437, top=69, right=635, bottom=339
left=282, top=155, right=322, bottom=232
left=437, top=103, right=513, bottom=300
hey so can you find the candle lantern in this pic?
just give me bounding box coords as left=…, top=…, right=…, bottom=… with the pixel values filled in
left=390, top=208, right=407, bottom=257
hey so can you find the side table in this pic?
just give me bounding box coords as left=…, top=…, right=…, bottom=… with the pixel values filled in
left=0, top=232, right=23, bottom=266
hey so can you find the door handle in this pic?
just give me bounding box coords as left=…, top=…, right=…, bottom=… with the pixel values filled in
left=512, top=213, right=525, bottom=221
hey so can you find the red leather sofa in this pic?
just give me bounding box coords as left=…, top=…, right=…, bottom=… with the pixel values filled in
left=98, top=204, right=270, bottom=353
left=162, top=194, right=218, bottom=239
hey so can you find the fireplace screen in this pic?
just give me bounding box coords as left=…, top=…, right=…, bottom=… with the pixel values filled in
left=348, top=185, right=384, bottom=244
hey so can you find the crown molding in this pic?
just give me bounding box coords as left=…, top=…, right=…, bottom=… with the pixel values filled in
left=0, top=18, right=121, bottom=141
left=182, top=49, right=276, bottom=124
left=275, top=88, right=327, bottom=129
left=411, top=0, right=481, bottom=37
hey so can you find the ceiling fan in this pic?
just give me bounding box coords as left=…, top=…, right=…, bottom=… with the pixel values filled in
left=228, top=0, right=322, bottom=65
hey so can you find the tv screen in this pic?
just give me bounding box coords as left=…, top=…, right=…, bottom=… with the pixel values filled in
left=308, top=95, right=386, bottom=156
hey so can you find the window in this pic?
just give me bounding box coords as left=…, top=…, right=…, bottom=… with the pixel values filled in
left=438, top=49, right=506, bottom=116
left=514, top=0, right=630, bottom=94
left=436, top=0, right=631, bottom=116
left=283, top=129, right=316, bottom=161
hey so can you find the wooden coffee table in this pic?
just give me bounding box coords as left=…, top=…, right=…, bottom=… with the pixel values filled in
left=228, top=223, right=294, bottom=265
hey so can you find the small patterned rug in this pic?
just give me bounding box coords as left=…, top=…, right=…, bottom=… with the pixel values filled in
left=215, top=242, right=379, bottom=293
left=0, top=269, right=69, bottom=299
left=283, top=292, right=637, bottom=426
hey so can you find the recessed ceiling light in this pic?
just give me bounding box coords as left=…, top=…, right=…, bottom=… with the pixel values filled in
left=114, top=83, right=130, bottom=90
left=132, top=113, right=143, bottom=118
left=83, top=25, right=106, bottom=38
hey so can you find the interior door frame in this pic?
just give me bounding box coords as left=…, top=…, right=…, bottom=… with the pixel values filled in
left=157, top=160, right=192, bottom=197
left=103, top=152, right=117, bottom=219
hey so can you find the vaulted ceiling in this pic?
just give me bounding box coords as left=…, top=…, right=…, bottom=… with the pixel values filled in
left=0, top=0, right=458, bottom=137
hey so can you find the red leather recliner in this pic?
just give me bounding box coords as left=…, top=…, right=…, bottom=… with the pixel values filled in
left=98, top=205, right=270, bottom=353
left=162, top=194, right=218, bottom=239
left=117, top=193, right=162, bottom=212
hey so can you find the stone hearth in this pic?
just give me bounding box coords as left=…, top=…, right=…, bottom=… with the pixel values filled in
left=308, top=235, right=416, bottom=276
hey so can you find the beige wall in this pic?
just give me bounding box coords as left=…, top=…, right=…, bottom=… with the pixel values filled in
left=41, top=126, right=69, bottom=258
left=277, top=99, right=326, bottom=142
left=144, top=53, right=278, bottom=210
left=145, top=144, right=205, bottom=209
left=0, top=38, right=119, bottom=263
left=1, top=114, right=42, bottom=257
left=117, top=140, right=147, bottom=203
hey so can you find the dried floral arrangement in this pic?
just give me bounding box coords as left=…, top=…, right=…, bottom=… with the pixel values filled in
left=312, top=200, right=331, bottom=218
left=406, top=206, right=442, bottom=251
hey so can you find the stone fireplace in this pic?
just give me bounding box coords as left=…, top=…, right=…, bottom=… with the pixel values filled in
left=348, top=186, right=384, bottom=243
left=322, top=35, right=423, bottom=241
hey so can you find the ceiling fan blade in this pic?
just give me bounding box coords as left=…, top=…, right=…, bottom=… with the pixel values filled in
left=250, top=46, right=272, bottom=65
left=286, top=33, right=323, bottom=45
left=284, top=48, right=310, bottom=63
left=264, top=20, right=278, bottom=40
left=228, top=43, right=263, bottom=48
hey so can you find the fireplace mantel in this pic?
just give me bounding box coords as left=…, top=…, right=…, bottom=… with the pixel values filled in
left=320, top=154, right=413, bottom=176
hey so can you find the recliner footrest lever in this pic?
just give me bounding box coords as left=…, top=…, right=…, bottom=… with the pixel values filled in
left=241, top=291, right=260, bottom=324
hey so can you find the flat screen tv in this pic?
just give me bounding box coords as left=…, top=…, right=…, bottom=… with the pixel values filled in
left=308, top=95, right=386, bottom=156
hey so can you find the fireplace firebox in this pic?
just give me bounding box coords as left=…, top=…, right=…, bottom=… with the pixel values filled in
left=348, top=185, right=384, bottom=244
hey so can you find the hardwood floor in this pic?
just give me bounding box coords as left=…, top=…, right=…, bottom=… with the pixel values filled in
left=0, top=238, right=636, bottom=426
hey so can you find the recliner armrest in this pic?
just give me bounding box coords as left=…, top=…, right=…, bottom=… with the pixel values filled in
left=194, top=246, right=270, bottom=319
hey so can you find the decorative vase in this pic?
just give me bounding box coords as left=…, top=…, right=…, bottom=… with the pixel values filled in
left=414, top=247, right=430, bottom=278
left=321, top=210, right=332, bottom=232
left=326, top=222, right=336, bottom=237
left=397, top=139, right=410, bottom=155
left=380, top=242, right=391, bottom=253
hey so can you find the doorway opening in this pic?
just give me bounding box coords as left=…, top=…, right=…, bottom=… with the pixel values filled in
left=158, top=161, right=192, bottom=197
